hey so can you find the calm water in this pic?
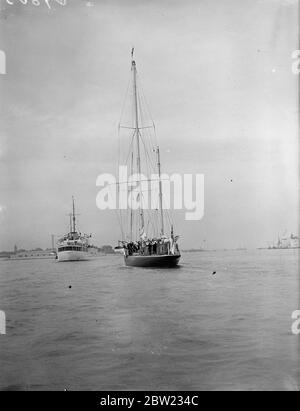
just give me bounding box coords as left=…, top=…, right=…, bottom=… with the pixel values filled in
left=0, top=249, right=299, bottom=391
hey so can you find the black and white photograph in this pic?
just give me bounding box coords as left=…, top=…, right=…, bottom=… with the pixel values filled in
left=0, top=0, right=299, bottom=394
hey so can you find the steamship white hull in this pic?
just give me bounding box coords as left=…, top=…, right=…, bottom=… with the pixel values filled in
left=57, top=250, right=90, bottom=262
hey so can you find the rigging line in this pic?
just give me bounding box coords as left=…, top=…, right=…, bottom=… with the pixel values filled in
left=131, top=81, right=135, bottom=129
left=137, top=119, right=157, bottom=175
left=105, top=177, right=171, bottom=187
left=145, top=205, right=158, bottom=238
left=142, top=112, right=155, bottom=154
left=118, top=71, right=132, bottom=128
left=160, top=191, right=174, bottom=230
left=141, top=137, right=163, bottom=237
left=118, top=128, right=132, bottom=240
left=119, top=126, right=155, bottom=130
left=123, top=130, right=136, bottom=168
left=154, top=210, right=160, bottom=238
left=144, top=207, right=156, bottom=239
left=141, top=181, right=160, bottom=238
left=138, top=94, right=156, bottom=170
left=130, top=151, right=134, bottom=241
left=139, top=75, right=157, bottom=146
left=124, top=211, right=132, bottom=242
left=115, top=187, right=160, bottom=194
left=138, top=129, right=153, bottom=181
left=142, top=141, right=151, bottom=187
left=137, top=71, right=156, bottom=127
left=117, top=89, right=133, bottom=237
left=165, top=207, right=175, bottom=233
left=137, top=88, right=146, bottom=131
left=114, top=207, right=125, bottom=241
left=141, top=134, right=157, bottom=174
left=138, top=96, right=151, bottom=163
left=117, top=125, right=122, bottom=233
left=152, top=125, right=159, bottom=158
left=142, top=147, right=157, bottom=204
left=146, top=220, right=150, bottom=237
left=152, top=144, right=174, bottom=232
left=105, top=183, right=125, bottom=239
left=118, top=188, right=125, bottom=239
left=137, top=95, right=156, bottom=172
left=135, top=71, right=154, bottom=129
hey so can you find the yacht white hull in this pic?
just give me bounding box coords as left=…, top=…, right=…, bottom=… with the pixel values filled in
left=114, top=247, right=125, bottom=255
left=57, top=250, right=90, bottom=262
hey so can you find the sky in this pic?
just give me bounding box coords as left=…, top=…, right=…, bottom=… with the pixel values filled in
left=0, top=0, right=299, bottom=250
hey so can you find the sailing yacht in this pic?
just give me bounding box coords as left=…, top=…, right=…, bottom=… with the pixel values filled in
left=56, top=197, right=91, bottom=262
left=117, top=50, right=181, bottom=268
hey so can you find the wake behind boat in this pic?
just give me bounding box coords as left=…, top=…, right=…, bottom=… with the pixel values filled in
left=117, top=50, right=181, bottom=268
left=56, top=197, right=92, bottom=262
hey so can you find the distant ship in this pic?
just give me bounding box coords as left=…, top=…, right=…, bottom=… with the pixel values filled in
left=56, top=197, right=92, bottom=262
left=114, top=242, right=125, bottom=255
left=117, top=50, right=181, bottom=268
left=268, top=232, right=300, bottom=249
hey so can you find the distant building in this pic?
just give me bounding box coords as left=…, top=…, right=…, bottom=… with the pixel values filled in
left=290, top=234, right=300, bottom=248
left=10, top=250, right=56, bottom=260
left=87, top=247, right=105, bottom=256
left=270, top=233, right=300, bottom=249
left=100, top=245, right=115, bottom=254
left=0, top=251, right=12, bottom=259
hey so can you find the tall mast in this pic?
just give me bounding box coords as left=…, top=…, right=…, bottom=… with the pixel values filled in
left=131, top=48, right=145, bottom=235
left=130, top=151, right=134, bottom=241
left=156, top=146, right=164, bottom=236
left=72, top=196, right=76, bottom=233
left=69, top=213, right=72, bottom=233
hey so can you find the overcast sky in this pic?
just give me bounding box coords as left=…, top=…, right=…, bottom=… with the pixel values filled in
left=0, top=0, right=298, bottom=250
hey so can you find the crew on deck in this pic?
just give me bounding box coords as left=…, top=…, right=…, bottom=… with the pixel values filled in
left=123, top=237, right=179, bottom=256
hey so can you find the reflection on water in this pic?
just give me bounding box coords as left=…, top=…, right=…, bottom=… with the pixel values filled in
left=0, top=249, right=299, bottom=391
